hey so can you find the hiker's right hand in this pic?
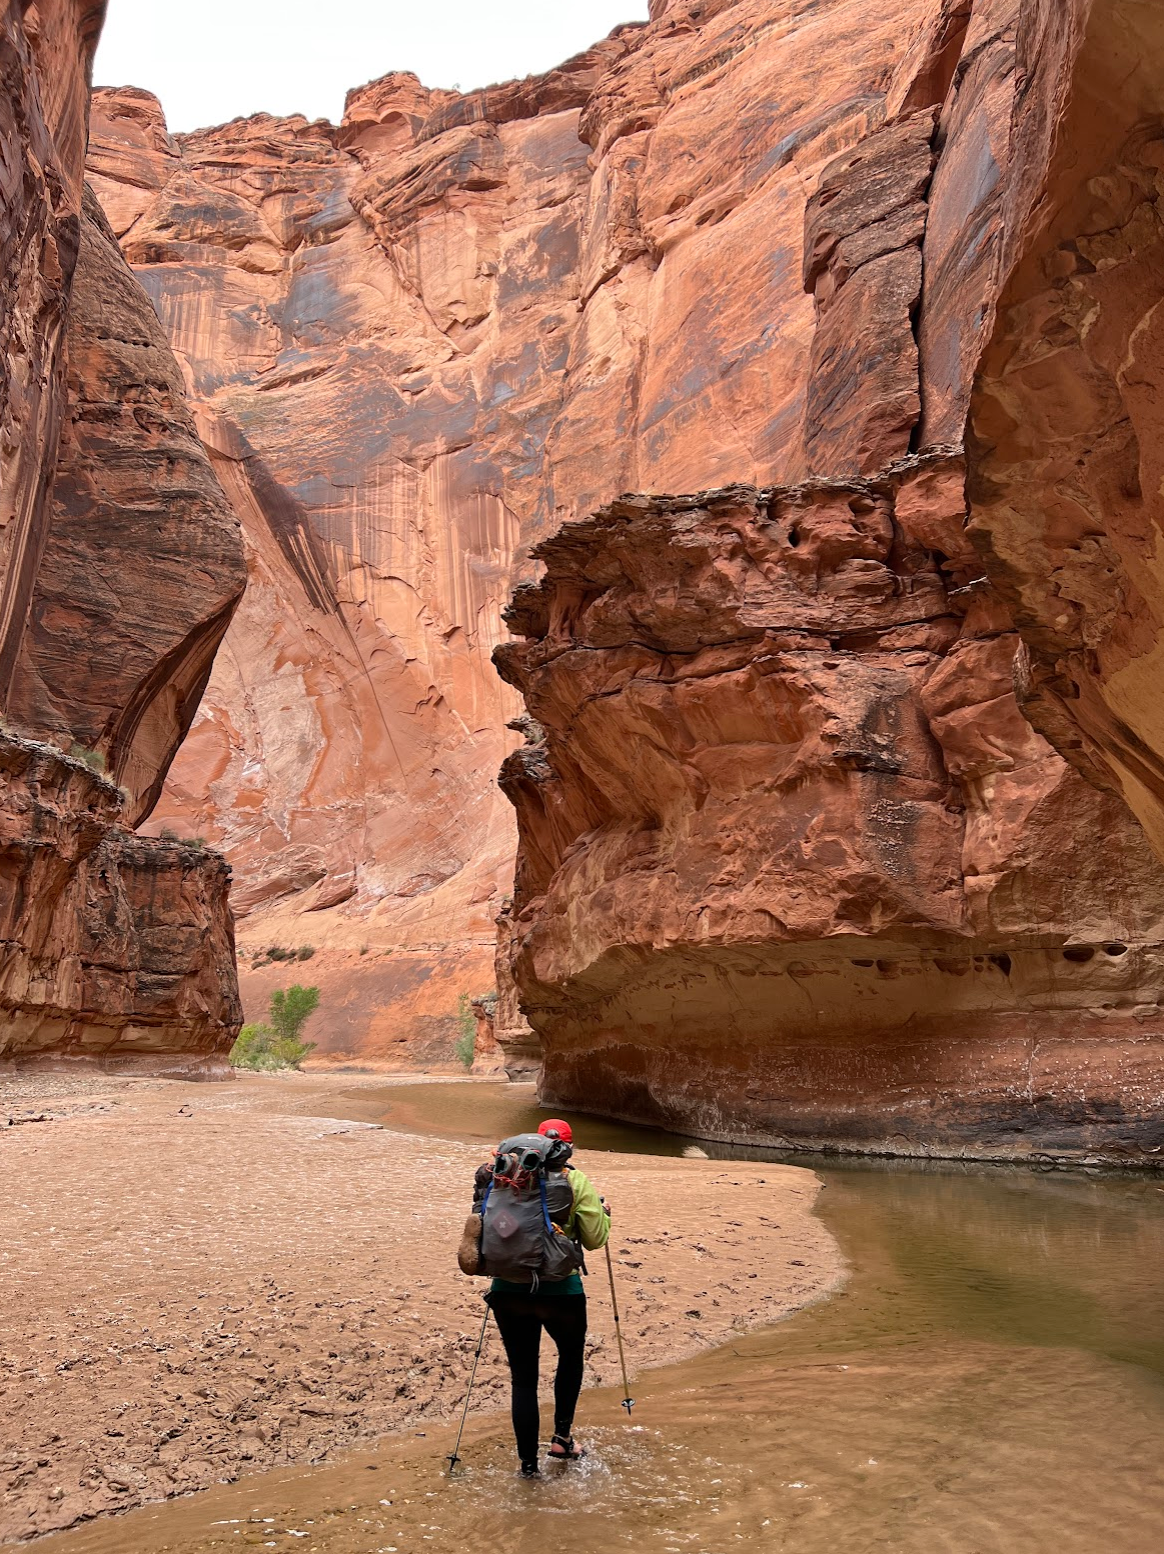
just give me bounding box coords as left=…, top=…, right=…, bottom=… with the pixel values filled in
left=601, top=1195, right=612, bottom=1219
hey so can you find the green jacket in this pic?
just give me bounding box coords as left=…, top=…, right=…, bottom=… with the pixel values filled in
left=563, top=1166, right=611, bottom=1251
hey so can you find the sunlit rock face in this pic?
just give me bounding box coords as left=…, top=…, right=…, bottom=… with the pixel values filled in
left=968, top=0, right=1164, bottom=868
left=0, top=2, right=244, bottom=1071
left=495, top=472, right=1164, bottom=1160
left=86, top=0, right=961, bottom=1055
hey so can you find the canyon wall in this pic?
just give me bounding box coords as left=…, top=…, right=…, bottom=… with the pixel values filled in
left=0, top=735, right=239, bottom=1073
left=488, top=0, right=1164, bottom=1159
left=496, top=471, right=1164, bottom=1158
left=88, top=0, right=966, bottom=1058
left=0, top=0, right=244, bottom=1071
left=968, top=0, right=1164, bottom=864
left=83, top=0, right=1164, bottom=1146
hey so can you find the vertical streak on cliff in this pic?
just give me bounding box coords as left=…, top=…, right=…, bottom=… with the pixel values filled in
left=196, top=411, right=409, bottom=782
left=0, top=0, right=102, bottom=706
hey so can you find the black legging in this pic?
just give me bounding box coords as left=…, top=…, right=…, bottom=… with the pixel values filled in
left=487, top=1291, right=587, bottom=1466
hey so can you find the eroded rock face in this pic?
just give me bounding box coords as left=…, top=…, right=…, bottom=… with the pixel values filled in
left=0, top=734, right=240, bottom=1072
left=0, top=0, right=105, bottom=684
left=0, top=1, right=244, bottom=1071
left=82, top=0, right=1164, bottom=1122
left=495, top=472, right=1164, bottom=1159
left=967, top=0, right=1164, bottom=864
left=5, top=187, right=246, bottom=823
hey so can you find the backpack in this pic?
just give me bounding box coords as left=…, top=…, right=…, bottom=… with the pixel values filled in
left=457, top=1132, right=584, bottom=1286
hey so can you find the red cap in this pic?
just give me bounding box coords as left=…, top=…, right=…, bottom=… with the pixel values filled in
left=538, top=1118, right=573, bottom=1143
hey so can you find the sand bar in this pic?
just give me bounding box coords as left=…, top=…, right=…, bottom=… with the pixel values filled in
left=0, top=1072, right=843, bottom=1542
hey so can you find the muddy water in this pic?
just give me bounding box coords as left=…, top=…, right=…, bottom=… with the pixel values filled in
left=39, top=1086, right=1164, bottom=1554
left=337, top=1078, right=696, bottom=1154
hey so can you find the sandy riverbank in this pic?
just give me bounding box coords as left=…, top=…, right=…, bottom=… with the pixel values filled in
left=0, top=1071, right=844, bottom=1542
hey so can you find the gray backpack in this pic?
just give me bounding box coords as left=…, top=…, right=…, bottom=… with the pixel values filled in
left=465, top=1133, right=584, bottom=1286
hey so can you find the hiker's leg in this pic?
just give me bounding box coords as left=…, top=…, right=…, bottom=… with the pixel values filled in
left=489, top=1295, right=543, bottom=1465
left=542, top=1294, right=587, bottom=1440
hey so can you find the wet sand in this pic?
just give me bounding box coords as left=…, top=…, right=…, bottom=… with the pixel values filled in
left=17, top=1128, right=1164, bottom=1554
left=0, top=1072, right=842, bottom=1543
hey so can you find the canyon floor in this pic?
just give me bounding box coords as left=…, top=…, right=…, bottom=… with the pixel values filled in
left=0, top=1071, right=843, bottom=1543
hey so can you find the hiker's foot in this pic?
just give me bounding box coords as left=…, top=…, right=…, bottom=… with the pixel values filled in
left=520, top=1461, right=541, bottom=1478
left=548, top=1433, right=585, bottom=1460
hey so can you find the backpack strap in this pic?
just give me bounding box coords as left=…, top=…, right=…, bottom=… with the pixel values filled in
left=537, top=1173, right=553, bottom=1233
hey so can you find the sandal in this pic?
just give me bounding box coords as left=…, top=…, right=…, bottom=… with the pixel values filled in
left=548, top=1433, right=585, bottom=1461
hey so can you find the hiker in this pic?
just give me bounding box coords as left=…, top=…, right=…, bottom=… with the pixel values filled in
left=467, top=1118, right=610, bottom=1477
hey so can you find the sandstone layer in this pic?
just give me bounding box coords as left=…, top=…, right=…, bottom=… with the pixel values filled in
left=0, top=735, right=240, bottom=1072
left=484, top=0, right=1164, bottom=1157
left=0, top=1, right=244, bottom=1070
left=967, top=0, right=1164, bottom=864
left=87, top=0, right=972, bottom=1055
left=495, top=472, right=1164, bottom=1160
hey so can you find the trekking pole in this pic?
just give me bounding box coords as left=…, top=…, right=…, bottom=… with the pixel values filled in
left=604, top=1242, right=635, bottom=1415
left=446, top=1304, right=490, bottom=1475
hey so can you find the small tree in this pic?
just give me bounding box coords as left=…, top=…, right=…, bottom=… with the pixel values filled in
left=269, top=984, right=320, bottom=1061
left=229, top=984, right=320, bottom=1071
left=454, top=993, right=475, bottom=1068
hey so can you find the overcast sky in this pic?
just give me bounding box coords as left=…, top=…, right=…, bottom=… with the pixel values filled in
left=93, top=1, right=651, bottom=133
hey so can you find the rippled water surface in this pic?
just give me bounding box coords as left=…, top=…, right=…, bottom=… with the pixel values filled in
left=40, top=1084, right=1164, bottom=1554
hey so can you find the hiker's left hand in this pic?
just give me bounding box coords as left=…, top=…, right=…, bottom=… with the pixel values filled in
left=601, top=1195, right=612, bottom=1219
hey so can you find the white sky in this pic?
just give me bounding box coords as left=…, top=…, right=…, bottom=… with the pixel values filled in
left=93, top=1, right=651, bottom=133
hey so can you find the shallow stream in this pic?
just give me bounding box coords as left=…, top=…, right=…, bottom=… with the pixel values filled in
left=40, top=1083, right=1164, bottom=1554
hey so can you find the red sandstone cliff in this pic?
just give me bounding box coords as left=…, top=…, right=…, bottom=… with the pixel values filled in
left=968, top=0, right=1164, bottom=865
left=0, top=1, right=244, bottom=1071
left=483, top=0, right=1164, bottom=1158
left=89, top=0, right=979, bottom=1056
left=495, top=469, right=1164, bottom=1158
left=82, top=0, right=1164, bottom=1148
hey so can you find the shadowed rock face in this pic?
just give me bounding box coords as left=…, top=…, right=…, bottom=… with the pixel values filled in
left=495, top=471, right=1164, bottom=1159
left=0, top=2, right=244, bottom=1071
left=5, top=188, right=246, bottom=824
left=0, top=0, right=105, bottom=679
left=968, top=0, right=1164, bottom=867
left=0, top=736, right=241, bottom=1072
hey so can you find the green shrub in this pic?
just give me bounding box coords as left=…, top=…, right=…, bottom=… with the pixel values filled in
left=157, top=824, right=204, bottom=850
left=454, top=992, right=476, bottom=1068
left=229, top=1022, right=280, bottom=1070
left=229, top=984, right=320, bottom=1071
left=69, top=742, right=106, bottom=773
left=297, top=944, right=315, bottom=961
